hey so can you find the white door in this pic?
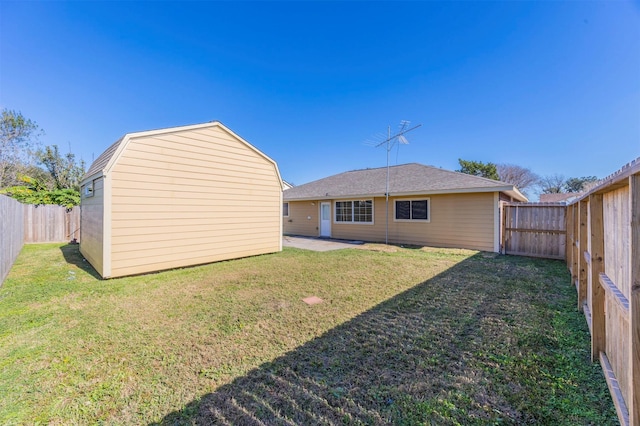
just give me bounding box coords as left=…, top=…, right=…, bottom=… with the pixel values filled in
left=320, top=202, right=331, bottom=237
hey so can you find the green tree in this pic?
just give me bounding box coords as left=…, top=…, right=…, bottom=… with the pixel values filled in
left=0, top=109, right=41, bottom=188
left=37, top=145, right=85, bottom=191
left=564, top=176, right=598, bottom=193
left=0, top=111, right=85, bottom=207
left=457, top=159, right=499, bottom=180
left=0, top=175, right=80, bottom=208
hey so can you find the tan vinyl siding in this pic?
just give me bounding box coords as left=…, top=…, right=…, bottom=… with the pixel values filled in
left=329, top=193, right=496, bottom=252
left=79, top=177, right=104, bottom=276
left=107, top=125, right=281, bottom=278
left=283, top=201, right=319, bottom=236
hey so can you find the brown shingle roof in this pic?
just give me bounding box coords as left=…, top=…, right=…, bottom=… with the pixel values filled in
left=84, top=137, right=124, bottom=178
left=284, top=163, right=527, bottom=201
left=539, top=192, right=584, bottom=203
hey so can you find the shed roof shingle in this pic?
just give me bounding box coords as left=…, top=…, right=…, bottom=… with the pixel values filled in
left=284, top=163, right=527, bottom=201
left=84, top=137, right=123, bottom=178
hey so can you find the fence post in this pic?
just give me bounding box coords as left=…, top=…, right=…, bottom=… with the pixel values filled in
left=567, top=204, right=576, bottom=272
left=629, top=174, right=640, bottom=426
left=500, top=202, right=506, bottom=254
left=572, top=205, right=579, bottom=287
left=578, top=200, right=588, bottom=312
left=589, top=193, right=605, bottom=362
left=564, top=205, right=573, bottom=268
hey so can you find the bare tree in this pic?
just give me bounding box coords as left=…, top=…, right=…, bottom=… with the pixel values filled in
left=539, top=174, right=566, bottom=194
left=496, top=163, right=539, bottom=195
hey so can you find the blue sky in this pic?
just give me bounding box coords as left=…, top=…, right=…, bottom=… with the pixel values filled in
left=1, top=1, right=639, bottom=195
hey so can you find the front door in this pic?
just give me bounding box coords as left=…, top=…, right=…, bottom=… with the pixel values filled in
left=320, top=202, right=331, bottom=237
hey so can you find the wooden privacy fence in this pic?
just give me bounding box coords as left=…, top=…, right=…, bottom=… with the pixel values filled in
left=0, top=195, right=25, bottom=284
left=501, top=202, right=566, bottom=259
left=566, top=158, right=639, bottom=426
left=23, top=204, right=80, bottom=243
left=0, top=194, right=80, bottom=285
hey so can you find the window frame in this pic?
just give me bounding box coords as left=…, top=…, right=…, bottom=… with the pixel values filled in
left=283, top=202, right=289, bottom=217
left=82, top=181, right=94, bottom=198
left=393, top=198, right=430, bottom=223
left=334, top=199, right=374, bottom=225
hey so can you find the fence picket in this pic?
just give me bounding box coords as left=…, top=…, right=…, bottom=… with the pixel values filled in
left=566, top=158, right=640, bottom=426
left=0, top=195, right=24, bottom=284
left=501, top=202, right=566, bottom=260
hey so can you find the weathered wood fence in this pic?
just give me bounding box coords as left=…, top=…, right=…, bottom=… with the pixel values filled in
left=0, top=194, right=80, bottom=285
left=23, top=203, right=80, bottom=243
left=0, top=195, right=25, bottom=284
left=501, top=202, right=566, bottom=259
left=566, top=158, right=639, bottom=426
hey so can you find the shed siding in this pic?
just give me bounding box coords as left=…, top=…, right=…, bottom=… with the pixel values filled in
left=284, top=193, right=496, bottom=252
left=79, top=177, right=104, bottom=276
left=283, top=201, right=319, bottom=236
left=108, top=126, right=281, bottom=277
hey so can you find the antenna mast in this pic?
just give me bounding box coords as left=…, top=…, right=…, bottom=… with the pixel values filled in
left=374, top=120, right=422, bottom=244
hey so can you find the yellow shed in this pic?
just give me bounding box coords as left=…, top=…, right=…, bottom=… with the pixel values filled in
left=80, top=121, right=283, bottom=278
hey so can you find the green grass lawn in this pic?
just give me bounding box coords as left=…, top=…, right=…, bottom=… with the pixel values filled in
left=0, top=243, right=616, bottom=425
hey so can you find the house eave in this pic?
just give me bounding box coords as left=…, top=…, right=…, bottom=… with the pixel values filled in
left=284, top=185, right=528, bottom=202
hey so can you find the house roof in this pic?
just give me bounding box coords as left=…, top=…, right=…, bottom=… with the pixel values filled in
left=82, top=121, right=281, bottom=184
left=284, top=163, right=528, bottom=202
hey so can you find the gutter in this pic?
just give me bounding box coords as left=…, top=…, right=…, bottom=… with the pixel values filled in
left=285, top=185, right=527, bottom=202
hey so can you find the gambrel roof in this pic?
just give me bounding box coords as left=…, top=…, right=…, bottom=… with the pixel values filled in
left=284, top=163, right=528, bottom=202
left=82, top=121, right=280, bottom=184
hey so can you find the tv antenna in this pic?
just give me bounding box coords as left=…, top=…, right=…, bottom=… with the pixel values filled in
left=370, top=120, right=422, bottom=244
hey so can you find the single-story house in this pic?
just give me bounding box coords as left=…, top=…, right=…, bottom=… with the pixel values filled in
left=283, top=163, right=527, bottom=252
left=80, top=121, right=283, bottom=278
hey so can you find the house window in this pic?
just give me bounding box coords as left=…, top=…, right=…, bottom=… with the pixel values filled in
left=283, top=202, right=289, bottom=217
left=335, top=200, right=373, bottom=223
left=395, top=199, right=429, bottom=221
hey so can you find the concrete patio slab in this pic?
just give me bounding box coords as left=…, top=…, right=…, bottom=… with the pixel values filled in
left=282, top=235, right=364, bottom=252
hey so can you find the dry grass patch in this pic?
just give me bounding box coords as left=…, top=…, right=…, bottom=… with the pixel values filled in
left=0, top=243, right=616, bottom=425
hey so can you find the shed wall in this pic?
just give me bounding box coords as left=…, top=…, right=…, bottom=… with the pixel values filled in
left=108, top=126, right=281, bottom=277
left=80, top=177, right=105, bottom=276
